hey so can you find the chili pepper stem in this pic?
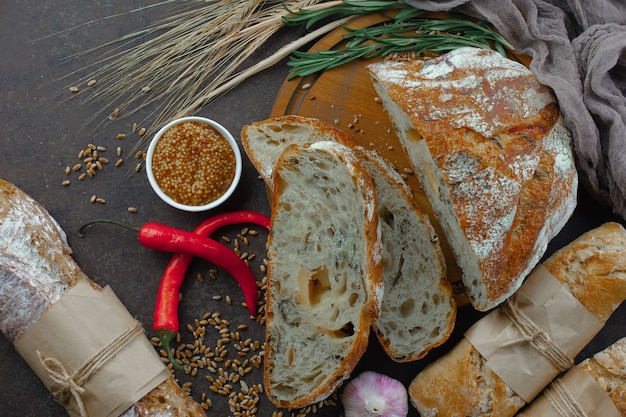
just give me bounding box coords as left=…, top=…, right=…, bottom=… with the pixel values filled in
left=157, top=328, right=185, bottom=371
left=78, top=219, right=141, bottom=237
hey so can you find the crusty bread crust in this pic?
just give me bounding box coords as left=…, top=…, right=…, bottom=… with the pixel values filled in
left=0, top=178, right=205, bottom=417
left=543, top=222, right=626, bottom=323
left=409, top=222, right=626, bottom=417
left=263, top=142, right=382, bottom=409
left=368, top=47, right=578, bottom=311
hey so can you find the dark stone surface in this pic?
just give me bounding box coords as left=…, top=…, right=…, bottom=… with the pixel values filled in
left=1, top=1, right=625, bottom=417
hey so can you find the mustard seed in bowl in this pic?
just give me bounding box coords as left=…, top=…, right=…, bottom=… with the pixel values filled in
left=146, top=117, right=242, bottom=211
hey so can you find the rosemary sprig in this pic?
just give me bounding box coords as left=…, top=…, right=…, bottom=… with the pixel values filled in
left=283, top=0, right=406, bottom=29
left=285, top=1, right=515, bottom=79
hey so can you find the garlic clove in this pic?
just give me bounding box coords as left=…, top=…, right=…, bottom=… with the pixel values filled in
left=341, top=371, right=409, bottom=417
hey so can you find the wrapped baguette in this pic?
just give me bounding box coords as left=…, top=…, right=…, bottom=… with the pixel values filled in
left=409, top=222, right=626, bottom=417
left=0, top=178, right=205, bottom=417
left=517, top=337, right=626, bottom=416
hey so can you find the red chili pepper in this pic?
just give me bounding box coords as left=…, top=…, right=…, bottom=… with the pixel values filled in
left=79, top=218, right=261, bottom=315
left=153, top=211, right=270, bottom=369
left=78, top=212, right=271, bottom=369
left=154, top=211, right=271, bottom=334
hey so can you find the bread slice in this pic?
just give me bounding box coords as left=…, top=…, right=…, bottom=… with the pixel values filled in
left=241, top=115, right=357, bottom=185
left=368, top=47, right=578, bottom=311
left=242, top=115, right=456, bottom=361
left=263, top=141, right=383, bottom=408
left=408, top=222, right=626, bottom=417
left=0, top=178, right=206, bottom=417
left=352, top=146, right=455, bottom=362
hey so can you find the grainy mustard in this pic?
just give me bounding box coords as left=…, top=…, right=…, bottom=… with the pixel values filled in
left=152, top=121, right=236, bottom=206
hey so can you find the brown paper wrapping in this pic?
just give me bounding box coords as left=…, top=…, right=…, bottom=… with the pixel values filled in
left=517, top=366, right=621, bottom=417
left=465, top=265, right=603, bottom=402
left=14, top=281, right=171, bottom=417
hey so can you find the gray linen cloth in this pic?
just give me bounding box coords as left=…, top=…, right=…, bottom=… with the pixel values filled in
left=404, top=0, right=626, bottom=219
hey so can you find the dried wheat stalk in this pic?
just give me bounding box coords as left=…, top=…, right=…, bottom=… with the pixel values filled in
left=63, top=0, right=344, bottom=144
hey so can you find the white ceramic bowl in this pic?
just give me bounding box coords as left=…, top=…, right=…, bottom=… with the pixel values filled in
left=145, top=116, right=242, bottom=212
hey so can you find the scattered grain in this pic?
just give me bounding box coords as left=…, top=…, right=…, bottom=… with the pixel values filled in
left=69, top=86, right=79, bottom=93
left=127, top=206, right=138, bottom=213
left=109, top=108, right=120, bottom=120
left=61, top=180, right=70, bottom=186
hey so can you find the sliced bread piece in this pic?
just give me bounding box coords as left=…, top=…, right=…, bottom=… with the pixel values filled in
left=367, top=47, right=578, bottom=311
left=241, top=115, right=357, bottom=185
left=264, top=141, right=382, bottom=409
left=242, top=115, right=456, bottom=362
left=353, top=146, right=455, bottom=362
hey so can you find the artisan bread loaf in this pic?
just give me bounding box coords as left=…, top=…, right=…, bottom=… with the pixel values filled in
left=408, top=222, right=626, bottom=417
left=0, top=178, right=205, bottom=416
left=264, top=141, right=383, bottom=408
left=368, top=46, right=578, bottom=311
left=352, top=146, right=455, bottom=362
left=242, top=115, right=456, bottom=362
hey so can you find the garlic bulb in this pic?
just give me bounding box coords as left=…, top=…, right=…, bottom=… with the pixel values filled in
left=341, top=371, right=408, bottom=417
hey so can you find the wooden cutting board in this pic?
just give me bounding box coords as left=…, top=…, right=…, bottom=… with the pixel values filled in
left=270, top=13, right=531, bottom=306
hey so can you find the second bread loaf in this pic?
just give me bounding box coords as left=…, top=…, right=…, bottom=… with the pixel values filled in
left=409, top=222, right=626, bottom=417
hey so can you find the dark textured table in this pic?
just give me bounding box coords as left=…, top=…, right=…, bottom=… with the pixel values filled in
left=1, top=1, right=625, bottom=417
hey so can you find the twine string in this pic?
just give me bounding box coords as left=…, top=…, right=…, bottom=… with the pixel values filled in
left=500, top=299, right=574, bottom=371
left=545, top=378, right=589, bottom=417
left=37, top=321, right=144, bottom=417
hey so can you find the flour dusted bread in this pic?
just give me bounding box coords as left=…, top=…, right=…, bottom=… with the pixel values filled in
left=264, top=141, right=382, bottom=408
left=368, top=47, right=578, bottom=311
left=353, top=146, right=455, bottom=362
left=241, top=115, right=358, bottom=185
left=409, top=222, right=626, bottom=417
left=0, top=178, right=205, bottom=416
left=242, top=115, right=455, bottom=362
